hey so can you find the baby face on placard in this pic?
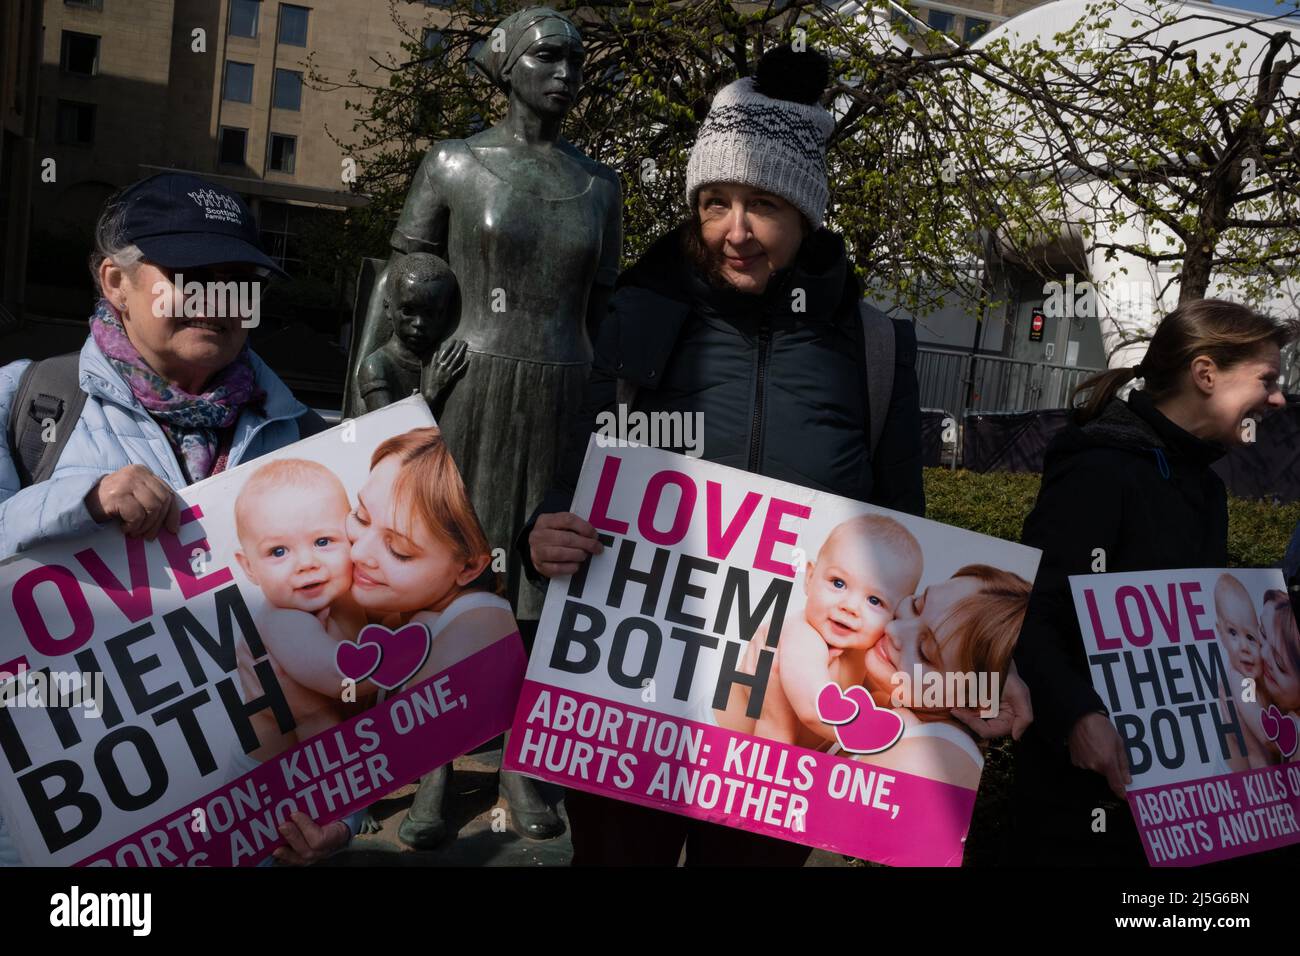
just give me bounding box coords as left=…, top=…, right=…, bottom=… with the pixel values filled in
left=802, top=526, right=921, bottom=656
left=235, top=479, right=355, bottom=614
left=1215, top=582, right=1263, bottom=679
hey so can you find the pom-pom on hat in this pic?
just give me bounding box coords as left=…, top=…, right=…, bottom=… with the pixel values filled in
left=685, top=46, right=836, bottom=229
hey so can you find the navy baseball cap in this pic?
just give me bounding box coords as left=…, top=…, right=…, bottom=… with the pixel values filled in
left=116, top=173, right=289, bottom=279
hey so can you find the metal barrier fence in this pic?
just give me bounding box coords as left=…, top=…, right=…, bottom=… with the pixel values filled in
left=917, top=347, right=1104, bottom=416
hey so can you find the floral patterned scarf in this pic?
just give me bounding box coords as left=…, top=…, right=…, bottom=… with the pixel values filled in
left=90, top=299, right=265, bottom=482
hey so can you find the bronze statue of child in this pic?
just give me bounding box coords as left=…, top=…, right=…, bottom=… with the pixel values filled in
left=357, top=252, right=467, bottom=415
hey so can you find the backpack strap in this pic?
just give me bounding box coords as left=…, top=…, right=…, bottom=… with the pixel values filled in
left=6, top=357, right=330, bottom=487
left=8, top=353, right=89, bottom=487
left=859, top=301, right=897, bottom=456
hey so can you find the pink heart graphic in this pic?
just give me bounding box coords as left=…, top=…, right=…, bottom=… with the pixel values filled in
left=1261, top=704, right=1280, bottom=739
left=1261, top=704, right=1299, bottom=759
left=816, top=683, right=860, bottom=724
left=334, top=639, right=381, bottom=683
left=357, top=622, right=431, bottom=690
left=816, top=683, right=905, bottom=755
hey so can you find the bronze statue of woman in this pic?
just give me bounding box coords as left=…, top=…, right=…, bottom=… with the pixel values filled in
left=353, top=6, right=621, bottom=846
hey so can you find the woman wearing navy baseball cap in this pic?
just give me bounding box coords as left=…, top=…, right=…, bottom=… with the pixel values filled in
left=0, top=172, right=360, bottom=866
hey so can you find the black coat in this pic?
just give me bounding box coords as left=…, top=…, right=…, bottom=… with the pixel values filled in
left=1011, top=390, right=1228, bottom=864
left=1014, top=389, right=1229, bottom=749
left=517, top=224, right=925, bottom=581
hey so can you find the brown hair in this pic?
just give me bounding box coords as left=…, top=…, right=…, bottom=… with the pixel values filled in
left=1071, top=298, right=1297, bottom=425
left=1263, top=589, right=1300, bottom=690
left=680, top=209, right=724, bottom=286
left=907, top=564, right=1031, bottom=724
left=939, top=564, right=1033, bottom=680
left=370, top=427, right=502, bottom=595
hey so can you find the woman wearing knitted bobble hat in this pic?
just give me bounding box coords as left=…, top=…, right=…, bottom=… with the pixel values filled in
left=520, top=46, right=1027, bottom=865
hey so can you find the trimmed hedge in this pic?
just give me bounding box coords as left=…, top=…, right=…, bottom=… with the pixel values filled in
left=923, top=468, right=1300, bottom=569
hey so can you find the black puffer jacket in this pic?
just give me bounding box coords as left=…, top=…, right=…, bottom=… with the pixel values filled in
left=518, top=224, right=924, bottom=579
left=1013, top=389, right=1228, bottom=780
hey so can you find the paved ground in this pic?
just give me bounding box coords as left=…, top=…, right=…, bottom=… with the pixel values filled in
left=325, top=746, right=575, bottom=867
left=325, top=744, right=851, bottom=867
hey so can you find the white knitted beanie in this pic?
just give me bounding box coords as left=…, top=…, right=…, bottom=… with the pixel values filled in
left=685, top=49, right=836, bottom=229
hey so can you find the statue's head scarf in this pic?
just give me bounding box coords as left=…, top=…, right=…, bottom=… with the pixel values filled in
left=473, top=6, right=582, bottom=89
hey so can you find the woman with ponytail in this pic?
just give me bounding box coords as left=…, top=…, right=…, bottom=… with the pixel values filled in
left=1010, top=297, right=1296, bottom=865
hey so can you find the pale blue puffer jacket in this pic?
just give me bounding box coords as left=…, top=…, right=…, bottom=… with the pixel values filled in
left=0, top=333, right=361, bottom=865
left=0, top=334, right=312, bottom=558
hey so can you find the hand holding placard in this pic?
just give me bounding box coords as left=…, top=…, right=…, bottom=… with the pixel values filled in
left=529, top=511, right=604, bottom=579
left=950, top=663, right=1034, bottom=741
left=84, top=464, right=182, bottom=539
left=1068, top=711, right=1133, bottom=799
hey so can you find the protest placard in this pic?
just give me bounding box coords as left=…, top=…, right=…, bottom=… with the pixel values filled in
left=505, top=439, right=1041, bottom=865
left=1071, top=569, right=1300, bottom=865
left=0, top=396, right=525, bottom=865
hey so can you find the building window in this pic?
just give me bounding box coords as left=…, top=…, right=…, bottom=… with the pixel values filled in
left=259, top=201, right=301, bottom=272
left=63, top=0, right=104, bottom=10
left=223, top=61, right=254, bottom=103
left=229, top=0, right=260, bottom=38
left=273, top=69, right=303, bottom=110
left=219, top=126, right=248, bottom=165
left=60, top=32, right=100, bottom=75
left=964, top=17, right=990, bottom=41
left=268, top=133, right=297, bottom=173
left=279, top=5, right=309, bottom=46
left=422, top=28, right=445, bottom=51
left=890, top=8, right=916, bottom=35
left=927, top=9, right=955, bottom=34
left=55, top=100, right=95, bottom=145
